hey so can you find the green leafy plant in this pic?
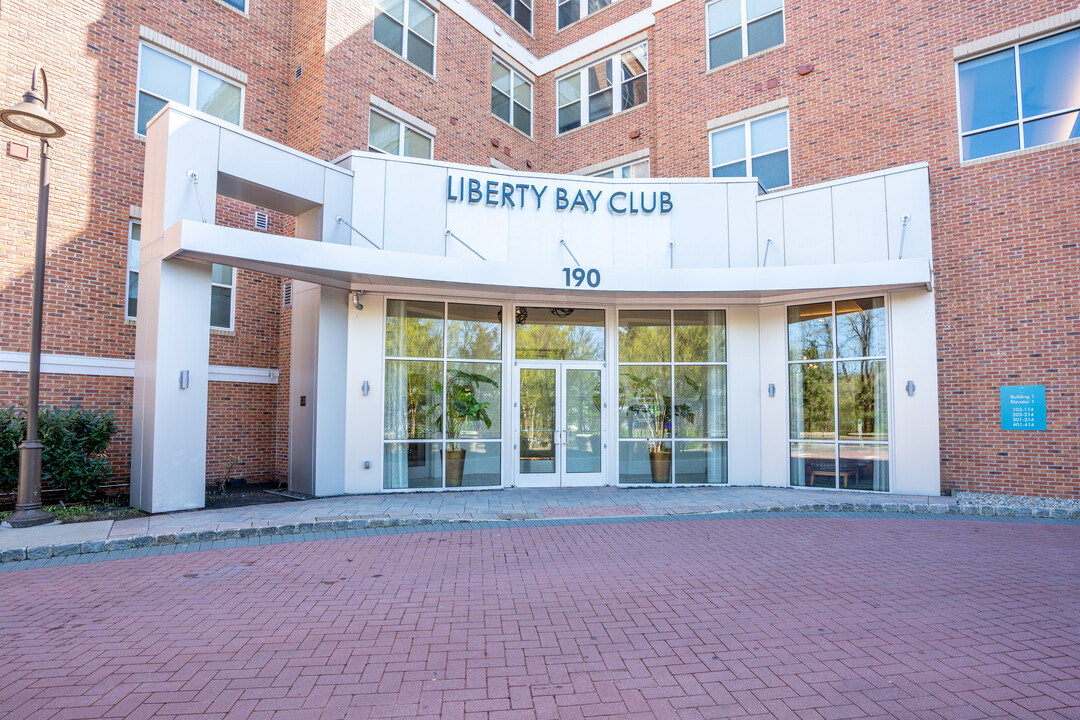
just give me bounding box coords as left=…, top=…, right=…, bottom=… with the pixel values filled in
left=622, top=373, right=694, bottom=453
left=437, top=368, right=498, bottom=450
left=0, top=405, right=116, bottom=502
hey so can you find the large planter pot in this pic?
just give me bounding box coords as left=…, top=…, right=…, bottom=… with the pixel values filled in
left=446, top=448, right=466, bottom=487
left=649, top=448, right=672, bottom=483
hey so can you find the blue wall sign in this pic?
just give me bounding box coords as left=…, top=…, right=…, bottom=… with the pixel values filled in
left=999, top=385, right=1046, bottom=431
left=446, top=174, right=673, bottom=216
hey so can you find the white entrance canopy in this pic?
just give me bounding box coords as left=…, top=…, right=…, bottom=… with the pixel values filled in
left=133, top=105, right=938, bottom=512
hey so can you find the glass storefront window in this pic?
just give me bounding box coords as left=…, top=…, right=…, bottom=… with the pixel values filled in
left=384, top=300, right=503, bottom=489
left=787, top=298, right=889, bottom=491
left=618, top=309, right=727, bottom=484
left=515, top=307, right=605, bottom=360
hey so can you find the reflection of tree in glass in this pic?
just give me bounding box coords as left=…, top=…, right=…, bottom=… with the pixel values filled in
left=516, top=323, right=604, bottom=360
left=447, top=322, right=500, bottom=359
left=406, top=371, right=441, bottom=438
left=837, top=308, right=882, bottom=437
left=796, top=343, right=833, bottom=437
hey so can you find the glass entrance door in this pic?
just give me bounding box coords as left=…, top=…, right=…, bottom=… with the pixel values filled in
left=516, top=363, right=605, bottom=486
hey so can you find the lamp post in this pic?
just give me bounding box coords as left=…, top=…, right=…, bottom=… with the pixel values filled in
left=1, top=65, right=66, bottom=528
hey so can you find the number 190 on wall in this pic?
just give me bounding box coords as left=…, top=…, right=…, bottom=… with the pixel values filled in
left=563, top=267, right=601, bottom=288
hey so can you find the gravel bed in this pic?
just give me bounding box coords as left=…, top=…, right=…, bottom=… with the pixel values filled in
left=955, top=491, right=1080, bottom=510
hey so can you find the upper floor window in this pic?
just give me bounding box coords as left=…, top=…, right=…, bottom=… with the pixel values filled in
left=591, top=158, right=650, bottom=178
left=495, top=0, right=532, bottom=33
left=126, top=222, right=140, bottom=320
left=218, top=0, right=247, bottom=11
left=374, top=0, right=437, bottom=74
left=369, top=109, right=434, bottom=159
left=136, top=42, right=243, bottom=135
left=558, top=0, right=612, bottom=29
left=492, top=58, right=532, bottom=136
left=710, top=110, right=790, bottom=190
left=957, top=27, right=1080, bottom=160
left=706, top=0, right=783, bottom=70
left=557, top=44, right=647, bottom=134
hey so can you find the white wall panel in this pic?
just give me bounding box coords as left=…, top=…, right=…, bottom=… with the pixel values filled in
left=833, top=177, right=888, bottom=263
left=727, top=183, right=759, bottom=267
left=885, top=168, right=933, bottom=260
left=383, top=163, right=446, bottom=255
left=758, top=304, right=789, bottom=487
left=219, top=130, right=323, bottom=205
left=668, top=184, right=727, bottom=268
left=756, top=196, right=785, bottom=267
left=345, top=155, right=387, bottom=249
left=727, top=306, right=761, bottom=484
left=783, top=188, right=834, bottom=266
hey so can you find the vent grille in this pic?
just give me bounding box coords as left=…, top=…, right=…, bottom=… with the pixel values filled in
left=294, top=64, right=303, bottom=80
left=283, top=280, right=293, bottom=308
left=254, top=211, right=269, bottom=231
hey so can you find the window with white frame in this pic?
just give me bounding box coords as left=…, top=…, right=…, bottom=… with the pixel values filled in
left=492, top=58, right=532, bottom=136
left=957, top=27, right=1080, bottom=161
left=125, top=222, right=236, bottom=329
left=494, top=0, right=532, bottom=33
left=125, top=222, right=140, bottom=320
left=136, top=42, right=243, bottom=135
left=591, top=157, right=650, bottom=178
left=557, top=44, right=647, bottom=134
left=558, top=0, right=612, bottom=29
left=373, top=0, right=437, bottom=74
left=368, top=109, right=434, bottom=159
left=210, top=264, right=236, bottom=330
left=218, top=0, right=247, bottom=12
left=706, top=0, right=784, bottom=70
left=710, top=110, right=790, bottom=190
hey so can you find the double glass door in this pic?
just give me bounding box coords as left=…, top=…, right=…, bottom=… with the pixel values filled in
left=516, top=363, right=605, bottom=486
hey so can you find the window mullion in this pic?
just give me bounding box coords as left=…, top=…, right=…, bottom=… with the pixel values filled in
left=1013, top=45, right=1025, bottom=149
left=188, top=63, right=198, bottom=107
left=741, top=0, right=749, bottom=56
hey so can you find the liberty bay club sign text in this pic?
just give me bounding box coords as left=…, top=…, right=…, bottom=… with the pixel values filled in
left=447, top=175, right=674, bottom=215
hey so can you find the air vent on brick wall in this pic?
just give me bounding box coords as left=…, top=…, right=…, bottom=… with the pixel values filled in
left=294, top=64, right=303, bottom=80
left=254, top=211, right=270, bottom=231
left=283, top=280, right=293, bottom=308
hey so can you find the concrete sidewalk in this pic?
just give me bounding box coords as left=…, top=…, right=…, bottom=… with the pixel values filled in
left=0, top=485, right=1073, bottom=563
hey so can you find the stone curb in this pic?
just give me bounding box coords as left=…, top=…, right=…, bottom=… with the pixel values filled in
left=1, top=503, right=1077, bottom=564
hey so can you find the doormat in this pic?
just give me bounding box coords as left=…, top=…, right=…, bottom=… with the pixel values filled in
left=540, top=505, right=646, bottom=518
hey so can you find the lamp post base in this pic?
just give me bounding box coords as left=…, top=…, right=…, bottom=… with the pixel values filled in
left=6, top=442, right=54, bottom=528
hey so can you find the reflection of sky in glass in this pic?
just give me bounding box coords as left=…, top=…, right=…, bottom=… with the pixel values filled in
left=1024, top=111, right=1080, bottom=146
left=958, top=49, right=1017, bottom=132
left=963, top=124, right=1019, bottom=160
left=1019, top=28, right=1080, bottom=118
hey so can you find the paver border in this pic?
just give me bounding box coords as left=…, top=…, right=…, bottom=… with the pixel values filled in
left=2, top=502, right=1077, bottom=566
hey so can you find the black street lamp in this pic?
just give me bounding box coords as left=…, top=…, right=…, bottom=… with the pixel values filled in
left=1, top=65, right=66, bottom=528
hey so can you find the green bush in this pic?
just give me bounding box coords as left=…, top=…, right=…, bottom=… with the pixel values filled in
left=0, top=405, right=117, bottom=502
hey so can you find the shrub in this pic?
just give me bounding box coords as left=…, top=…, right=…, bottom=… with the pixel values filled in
left=0, top=405, right=117, bottom=502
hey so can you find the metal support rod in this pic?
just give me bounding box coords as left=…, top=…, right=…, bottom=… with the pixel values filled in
left=762, top=237, right=773, bottom=267
left=898, top=214, right=911, bottom=259
left=186, top=170, right=208, bottom=223
left=669, top=241, right=675, bottom=269
left=559, top=238, right=581, bottom=267
left=445, top=228, right=487, bottom=261
left=336, top=215, right=381, bottom=249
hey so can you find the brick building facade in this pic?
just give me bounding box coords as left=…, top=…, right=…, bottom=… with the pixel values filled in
left=1, top=0, right=1077, bottom=499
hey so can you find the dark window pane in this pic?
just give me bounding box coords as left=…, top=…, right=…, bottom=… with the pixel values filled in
left=962, top=124, right=1020, bottom=160
left=790, top=443, right=837, bottom=488
left=708, top=29, right=742, bottom=69
left=494, top=0, right=512, bottom=14
left=558, top=103, right=581, bottom=133
left=1019, top=28, right=1080, bottom=118
left=452, top=442, right=501, bottom=487
left=588, top=89, right=612, bottom=121
left=588, top=60, right=612, bottom=93
left=514, top=1, right=531, bottom=31
left=137, top=92, right=168, bottom=135
left=492, top=88, right=511, bottom=121
left=747, top=12, right=783, bottom=55
left=619, top=440, right=671, bottom=483
left=406, top=33, right=434, bottom=73
left=384, top=442, right=442, bottom=489
left=711, top=160, right=746, bottom=178
left=673, top=441, right=727, bottom=484
left=210, top=286, right=232, bottom=329
left=513, top=104, right=531, bottom=134
left=373, top=13, right=404, bottom=55
left=839, top=444, right=889, bottom=491
left=558, top=0, right=579, bottom=28
left=621, top=75, right=648, bottom=109
left=958, top=48, right=1018, bottom=132
left=1023, top=110, right=1080, bottom=148
left=751, top=149, right=790, bottom=189
left=588, top=0, right=611, bottom=11
left=127, top=271, right=138, bottom=318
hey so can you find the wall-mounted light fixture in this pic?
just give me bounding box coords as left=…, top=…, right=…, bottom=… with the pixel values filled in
left=768, top=383, right=776, bottom=398
left=906, top=380, right=916, bottom=396
left=352, top=290, right=364, bottom=310
left=178, top=370, right=190, bottom=390
left=362, top=380, right=370, bottom=396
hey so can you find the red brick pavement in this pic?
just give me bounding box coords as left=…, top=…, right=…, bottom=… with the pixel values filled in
left=0, top=517, right=1078, bottom=719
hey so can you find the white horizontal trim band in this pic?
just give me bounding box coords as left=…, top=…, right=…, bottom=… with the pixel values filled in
left=0, top=351, right=279, bottom=384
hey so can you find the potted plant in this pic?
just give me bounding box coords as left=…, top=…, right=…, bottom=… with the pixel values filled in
left=623, top=373, right=694, bottom=483
left=438, top=368, right=498, bottom=487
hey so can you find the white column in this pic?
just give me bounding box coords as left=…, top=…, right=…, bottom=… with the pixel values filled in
left=758, top=303, right=789, bottom=487
left=726, top=306, right=762, bottom=484
left=132, top=108, right=220, bottom=512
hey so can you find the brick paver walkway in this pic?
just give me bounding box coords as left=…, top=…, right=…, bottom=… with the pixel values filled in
left=1, top=515, right=1078, bottom=719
